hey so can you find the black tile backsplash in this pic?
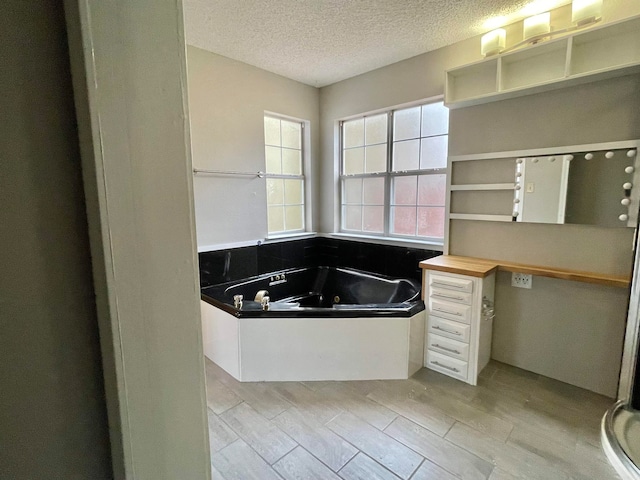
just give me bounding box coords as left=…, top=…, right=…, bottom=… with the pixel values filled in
left=198, top=237, right=440, bottom=288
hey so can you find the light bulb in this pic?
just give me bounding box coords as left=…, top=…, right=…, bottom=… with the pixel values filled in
left=572, top=0, right=603, bottom=26
left=605, top=151, right=615, bottom=159
left=625, top=166, right=635, bottom=174
left=481, top=29, right=506, bottom=56
left=622, top=198, right=631, bottom=206
left=524, top=12, right=551, bottom=41
left=623, top=182, right=633, bottom=190
left=585, top=153, right=594, bottom=160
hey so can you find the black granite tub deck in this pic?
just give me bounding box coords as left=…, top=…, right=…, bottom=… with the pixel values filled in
left=201, top=266, right=425, bottom=318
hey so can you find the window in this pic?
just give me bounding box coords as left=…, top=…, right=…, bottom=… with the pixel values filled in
left=264, top=115, right=305, bottom=235
left=340, top=100, right=448, bottom=242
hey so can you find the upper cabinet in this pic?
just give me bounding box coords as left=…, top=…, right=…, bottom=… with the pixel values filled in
left=445, top=15, right=640, bottom=109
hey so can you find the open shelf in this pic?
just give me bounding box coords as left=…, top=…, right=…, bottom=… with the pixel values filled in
left=571, top=16, right=640, bottom=75
left=445, top=15, right=640, bottom=109
left=450, top=183, right=514, bottom=191
left=500, top=38, right=569, bottom=91
left=446, top=59, right=498, bottom=104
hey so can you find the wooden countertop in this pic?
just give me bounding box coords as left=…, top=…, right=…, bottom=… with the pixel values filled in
left=419, top=256, right=498, bottom=278
left=419, top=255, right=630, bottom=288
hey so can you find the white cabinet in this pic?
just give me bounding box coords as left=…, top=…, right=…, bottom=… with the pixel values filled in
left=423, top=270, right=495, bottom=385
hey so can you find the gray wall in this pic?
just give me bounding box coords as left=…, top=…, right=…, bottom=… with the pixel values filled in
left=0, top=2, right=112, bottom=478
left=318, top=6, right=640, bottom=396
left=448, top=76, right=640, bottom=396
left=187, top=46, right=320, bottom=249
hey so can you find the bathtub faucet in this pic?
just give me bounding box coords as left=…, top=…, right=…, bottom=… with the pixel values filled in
left=254, top=289, right=270, bottom=310
left=233, top=294, right=243, bottom=309
left=261, top=296, right=270, bottom=311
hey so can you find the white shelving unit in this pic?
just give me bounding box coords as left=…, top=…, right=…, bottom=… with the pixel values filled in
left=450, top=183, right=515, bottom=191
left=445, top=15, right=640, bottom=108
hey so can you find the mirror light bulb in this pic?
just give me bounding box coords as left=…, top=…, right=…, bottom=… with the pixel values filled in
left=619, top=214, right=629, bottom=222
left=622, top=198, right=631, bottom=206
left=628, top=150, right=637, bottom=158
left=623, top=182, right=633, bottom=190
left=585, top=153, right=594, bottom=160
left=605, top=151, right=615, bottom=159
left=625, top=166, right=635, bottom=174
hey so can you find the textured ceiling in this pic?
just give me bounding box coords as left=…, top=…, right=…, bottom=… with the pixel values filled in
left=183, top=0, right=564, bottom=87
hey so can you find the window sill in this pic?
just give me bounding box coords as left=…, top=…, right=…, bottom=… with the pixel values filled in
left=264, top=232, right=317, bottom=243
left=323, top=232, right=444, bottom=251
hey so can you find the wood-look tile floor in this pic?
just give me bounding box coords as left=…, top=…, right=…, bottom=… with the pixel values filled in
left=205, top=358, right=620, bottom=480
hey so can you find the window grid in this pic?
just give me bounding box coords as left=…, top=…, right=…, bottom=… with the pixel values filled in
left=264, top=115, right=305, bottom=235
left=340, top=101, right=448, bottom=241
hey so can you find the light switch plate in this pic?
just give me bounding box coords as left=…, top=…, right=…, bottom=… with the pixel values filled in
left=512, top=272, right=532, bottom=289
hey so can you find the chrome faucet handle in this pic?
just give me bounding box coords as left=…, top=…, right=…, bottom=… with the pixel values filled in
left=233, top=294, right=243, bottom=309
left=261, top=296, right=270, bottom=311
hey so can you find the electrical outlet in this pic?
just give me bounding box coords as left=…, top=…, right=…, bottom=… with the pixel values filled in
left=511, top=272, right=532, bottom=289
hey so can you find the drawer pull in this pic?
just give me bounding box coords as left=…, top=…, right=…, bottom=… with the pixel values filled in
left=432, top=282, right=465, bottom=290
left=433, top=325, right=462, bottom=336
left=432, top=292, right=465, bottom=301
left=431, top=361, right=460, bottom=373
left=434, top=307, right=463, bottom=317
left=432, top=344, right=461, bottom=355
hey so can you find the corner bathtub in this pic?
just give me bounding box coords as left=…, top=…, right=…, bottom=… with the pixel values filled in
left=200, top=266, right=426, bottom=382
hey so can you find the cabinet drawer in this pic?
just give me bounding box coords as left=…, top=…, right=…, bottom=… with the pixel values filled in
left=427, top=333, right=469, bottom=361
left=429, top=273, right=473, bottom=293
left=428, top=315, right=470, bottom=343
left=429, top=299, right=471, bottom=324
left=430, top=286, right=472, bottom=305
left=426, top=350, right=468, bottom=381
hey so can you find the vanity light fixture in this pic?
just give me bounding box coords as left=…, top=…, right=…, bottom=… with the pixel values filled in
left=626, top=166, right=635, bottom=174
left=524, top=12, right=551, bottom=42
left=628, top=150, right=637, bottom=158
left=480, top=0, right=605, bottom=56
left=605, top=151, right=615, bottom=158
left=623, top=182, right=633, bottom=190
left=572, top=0, right=603, bottom=26
left=622, top=198, right=631, bottom=206
left=585, top=153, right=594, bottom=160
left=481, top=29, right=507, bottom=56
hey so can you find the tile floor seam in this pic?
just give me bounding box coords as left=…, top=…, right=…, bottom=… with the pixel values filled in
left=383, top=416, right=491, bottom=479
left=290, top=442, right=358, bottom=475
left=217, top=402, right=299, bottom=467
left=406, top=456, right=426, bottom=480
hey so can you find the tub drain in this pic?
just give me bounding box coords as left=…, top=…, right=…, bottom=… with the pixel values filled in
left=333, top=295, right=340, bottom=303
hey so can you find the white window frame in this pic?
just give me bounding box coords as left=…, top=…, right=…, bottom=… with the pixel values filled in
left=264, top=112, right=312, bottom=238
left=337, top=97, right=448, bottom=246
